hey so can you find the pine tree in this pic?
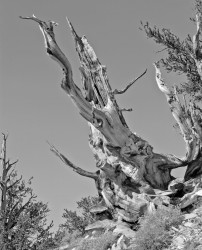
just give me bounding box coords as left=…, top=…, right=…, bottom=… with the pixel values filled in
left=0, top=134, right=55, bottom=250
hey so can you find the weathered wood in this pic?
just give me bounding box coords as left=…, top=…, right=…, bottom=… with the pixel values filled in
left=20, top=14, right=202, bottom=223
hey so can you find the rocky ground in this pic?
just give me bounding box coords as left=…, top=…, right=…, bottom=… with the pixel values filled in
left=56, top=177, right=202, bottom=250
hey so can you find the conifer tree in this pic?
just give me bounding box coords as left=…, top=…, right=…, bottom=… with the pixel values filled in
left=0, top=134, right=55, bottom=250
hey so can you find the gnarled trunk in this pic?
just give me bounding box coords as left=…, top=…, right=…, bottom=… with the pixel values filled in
left=20, top=14, right=202, bottom=224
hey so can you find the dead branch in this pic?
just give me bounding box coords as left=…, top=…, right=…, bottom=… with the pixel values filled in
left=1, top=133, right=8, bottom=169
left=113, top=69, right=147, bottom=95
left=48, top=143, right=98, bottom=180
left=6, top=160, right=18, bottom=174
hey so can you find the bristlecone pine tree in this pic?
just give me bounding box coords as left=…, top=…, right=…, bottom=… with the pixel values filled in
left=20, top=0, right=202, bottom=226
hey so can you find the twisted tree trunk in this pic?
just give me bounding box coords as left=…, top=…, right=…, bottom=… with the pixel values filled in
left=20, top=14, right=202, bottom=224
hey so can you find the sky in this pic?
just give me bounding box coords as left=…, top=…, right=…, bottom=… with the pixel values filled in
left=1, top=0, right=196, bottom=231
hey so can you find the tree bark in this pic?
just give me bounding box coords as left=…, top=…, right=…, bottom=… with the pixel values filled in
left=20, top=15, right=202, bottom=223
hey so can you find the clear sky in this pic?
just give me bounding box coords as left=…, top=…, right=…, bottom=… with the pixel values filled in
left=1, top=0, right=195, bottom=231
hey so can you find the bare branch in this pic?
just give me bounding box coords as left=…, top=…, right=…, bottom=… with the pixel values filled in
left=154, top=62, right=191, bottom=138
left=20, top=15, right=74, bottom=87
left=153, top=62, right=199, bottom=162
left=1, top=133, right=8, bottom=169
left=48, top=142, right=98, bottom=180
left=6, top=160, right=18, bottom=174
left=1, top=134, right=18, bottom=177
left=155, top=47, right=167, bottom=54
left=113, top=69, right=147, bottom=95
left=1, top=134, right=9, bottom=214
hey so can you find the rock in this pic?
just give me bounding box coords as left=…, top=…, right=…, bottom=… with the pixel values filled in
left=113, top=222, right=136, bottom=238
left=85, top=219, right=117, bottom=232
left=180, top=187, right=199, bottom=209
left=89, top=203, right=113, bottom=220
left=181, top=195, right=197, bottom=209
left=116, top=208, right=139, bottom=223
left=195, top=189, right=202, bottom=196
left=180, top=187, right=202, bottom=209
left=173, top=235, right=185, bottom=249
left=90, top=204, right=108, bottom=214
left=183, top=213, right=197, bottom=220
left=183, top=221, right=195, bottom=227
left=110, top=235, right=128, bottom=250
